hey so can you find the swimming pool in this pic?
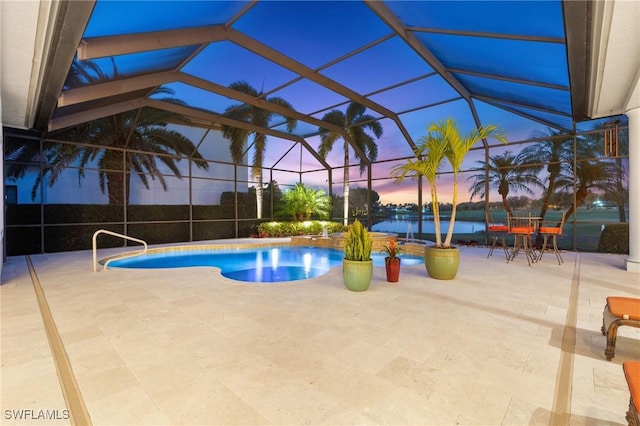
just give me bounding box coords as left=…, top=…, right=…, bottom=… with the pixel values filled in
left=105, top=246, right=423, bottom=283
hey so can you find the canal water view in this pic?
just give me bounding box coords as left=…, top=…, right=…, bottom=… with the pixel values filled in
left=371, top=217, right=485, bottom=235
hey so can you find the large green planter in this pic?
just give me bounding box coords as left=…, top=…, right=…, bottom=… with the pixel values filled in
left=424, top=246, right=460, bottom=280
left=342, top=259, right=373, bottom=291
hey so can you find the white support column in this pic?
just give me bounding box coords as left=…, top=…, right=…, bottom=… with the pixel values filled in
left=626, top=105, right=640, bottom=272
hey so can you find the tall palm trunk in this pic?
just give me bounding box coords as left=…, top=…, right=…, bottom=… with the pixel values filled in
left=563, top=184, right=589, bottom=223
left=498, top=181, right=512, bottom=216
left=255, top=170, right=263, bottom=219
left=443, top=172, right=459, bottom=248
left=431, top=185, right=442, bottom=247
left=343, top=141, right=350, bottom=226
left=533, top=166, right=560, bottom=245
left=104, top=150, right=129, bottom=205
left=538, top=164, right=560, bottom=222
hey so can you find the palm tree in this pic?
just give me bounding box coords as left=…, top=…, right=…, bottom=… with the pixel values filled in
left=392, top=130, right=448, bottom=247
left=393, top=118, right=506, bottom=248
left=221, top=81, right=297, bottom=219
left=519, top=129, right=574, bottom=222
left=317, top=102, right=382, bottom=225
left=555, top=137, right=613, bottom=221
left=282, top=183, right=331, bottom=221
left=600, top=161, right=629, bottom=222
left=5, top=59, right=208, bottom=204
left=467, top=151, right=542, bottom=216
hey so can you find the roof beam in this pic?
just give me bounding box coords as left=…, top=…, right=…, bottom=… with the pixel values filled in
left=226, top=28, right=416, bottom=152
left=474, top=97, right=572, bottom=133
left=56, top=70, right=369, bottom=164
left=58, top=71, right=176, bottom=106
left=396, top=96, right=464, bottom=117
left=50, top=96, right=331, bottom=170
left=48, top=98, right=149, bottom=131
left=365, top=0, right=496, bottom=145
left=146, top=99, right=332, bottom=170
left=77, top=25, right=228, bottom=60
left=448, top=68, right=570, bottom=91
left=33, top=1, right=95, bottom=131
left=177, top=73, right=368, bottom=163
left=563, top=0, right=590, bottom=122
left=364, top=0, right=472, bottom=102
left=408, top=27, right=565, bottom=44
left=75, top=25, right=416, bottom=152
left=473, top=94, right=573, bottom=117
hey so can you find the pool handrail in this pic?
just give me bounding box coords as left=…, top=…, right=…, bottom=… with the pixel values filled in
left=92, top=229, right=148, bottom=272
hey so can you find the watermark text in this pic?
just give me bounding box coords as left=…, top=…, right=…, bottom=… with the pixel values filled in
left=4, top=409, right=69, bottom=421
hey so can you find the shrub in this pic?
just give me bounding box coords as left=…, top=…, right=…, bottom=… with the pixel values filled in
left=598, top=223, right=629, bottom=254
left=257, top=221, right=344, bottom=237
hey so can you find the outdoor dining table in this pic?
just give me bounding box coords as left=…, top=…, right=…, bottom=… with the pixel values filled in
left=507, top=215, right=541, bottom=265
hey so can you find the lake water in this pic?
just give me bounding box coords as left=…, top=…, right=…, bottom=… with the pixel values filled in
left=372, top=218, right=486, bottom=234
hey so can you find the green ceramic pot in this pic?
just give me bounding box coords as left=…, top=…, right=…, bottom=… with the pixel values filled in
left=424, top=246, right=459, bottom=280
left=342, top=259, right=373, bottom=291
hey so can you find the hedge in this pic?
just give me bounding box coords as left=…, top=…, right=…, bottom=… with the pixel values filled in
left=598, top=223, right=629, bottom=254
left=257, top=221, right=345, bottom=237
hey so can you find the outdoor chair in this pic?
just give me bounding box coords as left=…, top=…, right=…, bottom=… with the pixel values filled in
left=507, top=212, right=539, bottom=265
left=602, top=296, right=640, bottom=360
left=623, top=361, right=640, bottom=426
left=487, top=211, right=509, bottom=260
left=537, top=211, right=566, bottom=265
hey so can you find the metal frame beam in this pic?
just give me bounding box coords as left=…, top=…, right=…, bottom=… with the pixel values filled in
left=75, top=24, right=417, bottom=153
left=57, top=70, right=369, bottom=167
left=365, top=0, right=471, bottom=102
left=149, top=100, right=332, bottom=171
left=77, top=26, right=228, bottom=60
left=50, top=97, right=332, bottom=171
left=33, top=1, right=95, bottom=131
left=448, top=68, right=570, bottom=92
left=473, top=94, right=573, bottom=117
left=562, top=0, right=591, bottom=122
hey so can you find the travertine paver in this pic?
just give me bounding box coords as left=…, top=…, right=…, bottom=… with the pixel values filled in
left=1, top=242, right=638, bottom=425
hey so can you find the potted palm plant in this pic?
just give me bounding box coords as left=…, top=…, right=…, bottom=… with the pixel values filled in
left=381, top=240, right=402, bottom=282
left=342, top=219, right=373, bottom=291
left=392, top=118, right=507, bottom=279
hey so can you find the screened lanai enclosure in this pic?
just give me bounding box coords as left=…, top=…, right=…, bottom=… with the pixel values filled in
left=2, top=1, right=631, bottom=256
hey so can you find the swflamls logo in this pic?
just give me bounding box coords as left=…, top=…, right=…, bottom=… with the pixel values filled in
left=4, top=409, right=70, bottom=420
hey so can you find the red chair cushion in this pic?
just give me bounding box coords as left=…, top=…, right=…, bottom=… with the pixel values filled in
left=510, top=226, right=534, bottom=234
left=539, top=227, right=562, bottom=234
left=607, top=297, right=640, bottom=321
left=624, top=361, right=640, bottom=411
left=488, top=225, right=508, bottom=232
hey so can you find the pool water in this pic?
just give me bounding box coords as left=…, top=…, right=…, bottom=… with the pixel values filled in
left=106, top=246, right=423, bottom=283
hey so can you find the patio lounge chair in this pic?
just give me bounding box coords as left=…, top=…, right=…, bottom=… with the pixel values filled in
left=602, top=296, right=640, bottom=360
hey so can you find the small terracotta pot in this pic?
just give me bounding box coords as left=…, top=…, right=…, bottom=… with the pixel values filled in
left=385, top=257, right=401, bottom=282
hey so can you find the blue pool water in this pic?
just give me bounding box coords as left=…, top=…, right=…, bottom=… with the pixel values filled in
left=106, top=246, right=423, bottom=283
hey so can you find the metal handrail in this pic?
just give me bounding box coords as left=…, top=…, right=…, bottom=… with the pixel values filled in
left=92, top=229, right=147, bottom=272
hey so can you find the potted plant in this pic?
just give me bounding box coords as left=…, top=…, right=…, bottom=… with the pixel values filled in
left=381, top=240, right=402, bottom=282
left=342, top=219, right=373, bottom=291
left=392, top=118, right=507, bottom=279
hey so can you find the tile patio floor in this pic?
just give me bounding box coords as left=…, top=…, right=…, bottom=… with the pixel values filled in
left=1, top=240, right=639, bottom=425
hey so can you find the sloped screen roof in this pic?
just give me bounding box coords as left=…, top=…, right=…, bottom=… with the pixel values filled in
left=50, top=0, right=579, bottom=170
